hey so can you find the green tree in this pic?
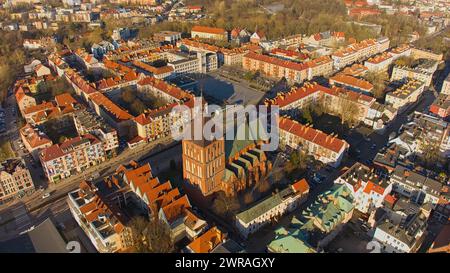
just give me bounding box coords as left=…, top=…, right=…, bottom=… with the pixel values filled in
left=129, top=216, right=174, bottom=253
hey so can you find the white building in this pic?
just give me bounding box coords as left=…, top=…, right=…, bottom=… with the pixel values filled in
left=235, top=179, right=309, bottom=238
left=335, top=163, right=393, bottom=214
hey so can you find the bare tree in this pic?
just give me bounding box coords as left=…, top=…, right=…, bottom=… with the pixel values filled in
left=129, top=216, right=174, bottom=253
left=337, top=97, right=361, bottom=127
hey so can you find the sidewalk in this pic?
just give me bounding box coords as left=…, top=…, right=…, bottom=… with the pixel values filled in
left=0, top=137, right=177, bottom=227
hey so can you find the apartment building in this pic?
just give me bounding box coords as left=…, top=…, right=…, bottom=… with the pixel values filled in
left=391, top=111, right=450, bottom=158
left=191, top=26, right=228, bottom=41
left=279, top=117, right=349, bottom=167
left=154, top=31, right=182, bottom=45
left=268, top=184, right=354, bottom=252
left=373, top=213, right=428, bottom=253
left=332, top=38, right=389, bottom=69
left=20, top=123, right=53, bottom=161
left=235, top=179, right=309, bottom=238
left=385, top=79, right=426, bottom=111
left=390, top=59, right=438, bottom=86
left=329, top=74, right=374, bottom=95
left=243, top=52, right=332, bottom=83
left=67, top=180, right=133, bottom=253
left=134, top=77, right=195, bottom=141
left=441, top=73, right=450, bottom=95
left=88, top=92, right=135, bottom=138
left=364, top=52, right=394, bottom=72
left=0, top=158, right=35, bottom=204
left=429, top=94, right=450, bottom=119
left=390, top=165, right=442, bottom=207
left=73, top=109, right=119, bottom=157
left=411, top=47, right=443, bottom=61
left=40, top=134, right=106, bottom=183
left=335, top=163, right=393, bottom=214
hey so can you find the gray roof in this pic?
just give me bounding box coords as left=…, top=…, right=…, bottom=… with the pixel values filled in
left=0, top=218, right=67, bottom=253
left=236, top=187, right=294, bottom=224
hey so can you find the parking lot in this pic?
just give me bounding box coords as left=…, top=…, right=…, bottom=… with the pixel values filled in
left=193, top=71, right=265, bottom=106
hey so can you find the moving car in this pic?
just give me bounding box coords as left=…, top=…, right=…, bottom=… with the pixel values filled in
left=41, top=193, right=50, bottom=199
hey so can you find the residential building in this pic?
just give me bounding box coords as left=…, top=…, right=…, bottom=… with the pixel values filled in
left=191, top=26, right=228, bottom=41
left=235, top=179, right=310, bottom=238
left=91, top=41, right=116, bottom=59
left=364, top=52, right=394, bottom=72
left=390, top=165, right=443, bottom=206
left=390, top=111, right=450, bottom=158
left=154, top=31, right=182, bottom=45
left=40, top=134, right=106, bottom=183
left=335, top=162, right=393, bottom=214
left=429, top=94, right=450, bottom=119
left=73, top=109, right=119, bottom=157
left=0, top=158, right=35, bottom=204
left=20, top=123, right=53, bottom=161
left=67, top=180, right=133, bottom=253
left=267, top=184, right=354, bottom=252
left=331, top=38, right=389, bottom=69
left=385, top=79, right=426, bottom=111
left=88, top=92, right=135, bottom=138
left=441, top=73, right=450, bottom=95
left=243, top=52, right=332, bottom=83
left=329, top=74, right=374, bottom=95
left=390, top=63, right=435, bottom=87
left=373, top=213, right=427, bottom=253
left=278, top=117, right=349, bottom=167
left=411, top=47, right=443, bottom=62
left=184, top=227, right=245, bottom=253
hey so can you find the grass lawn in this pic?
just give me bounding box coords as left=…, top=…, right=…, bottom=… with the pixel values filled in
left=0, top=141, right=15, bottom=161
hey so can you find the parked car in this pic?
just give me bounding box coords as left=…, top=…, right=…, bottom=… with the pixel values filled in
left=41, top=193, right=50, bottom=199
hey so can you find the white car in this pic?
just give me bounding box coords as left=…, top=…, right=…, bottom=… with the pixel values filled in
left=41, top=193, right=50, bottom=199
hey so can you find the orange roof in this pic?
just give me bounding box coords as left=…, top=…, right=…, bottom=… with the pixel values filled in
left=244, top=52, right=310, bottom=71
left=264, top=82, right=328, bottom=108
left=191, top=25, right=226, bottom=35
left=363, top=181, right=385, bottom=195
left=20, top=124, right=52, bottom=148
left=89, top=92, right=133, bottom=121
left=278, top=117, right=348, bottom=153
left=187, top=227, right=224, bottom=253
left=292, top=178, right=310, bottom=194
left=54, top=93, right=77, bottom=107
left=330, top=74, right=374, bottom=91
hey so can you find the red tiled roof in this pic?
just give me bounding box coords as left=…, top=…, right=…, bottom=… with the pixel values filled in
left=292, top=178, right=310, bottom=194
left=89, top=92, right=133, bottom=121
left=40, top=134, right=100, bottom=162
left=330, top=74, right=374, bottom=91
left=244, top=52, right=310, bottom=71
left=279, top=116, right=348, bottom=153
left=187, top=226, right=223, bottom=253
left=191, top=25, right=226, bottom=35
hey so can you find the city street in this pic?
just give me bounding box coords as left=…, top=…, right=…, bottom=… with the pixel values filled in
left=0, top=138, right=182, bottom=239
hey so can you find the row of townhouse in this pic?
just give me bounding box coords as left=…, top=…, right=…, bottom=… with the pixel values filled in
left=133, top=77, right=196, bottom=141
left=278, top=117, right=349, bottom=167
left=385, top=79, right=426, bottom=112
left=177, top=38, right=250, bottom=66
left=331, top=37, right=390, bottom=69
left=235, top=179, right=310, bottom=238
left=390, top=59, right=439, bottom=87
left=0, top=158, right=35, bottom=204
left=68, top=161, right=208, bottom=253
left=39, top=134, right=106, bottom=183
left=364, top=44, right=412, bottom=73
left=265, top=82, right=377, bottom=128
left=242, top=52, right=333, bottom=83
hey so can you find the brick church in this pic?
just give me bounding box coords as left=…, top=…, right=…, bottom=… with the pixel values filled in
left=182, top=121, right=272, bottom=197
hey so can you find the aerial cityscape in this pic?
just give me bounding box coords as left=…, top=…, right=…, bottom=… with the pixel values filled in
left=0, top=0, right=449, bottom=257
